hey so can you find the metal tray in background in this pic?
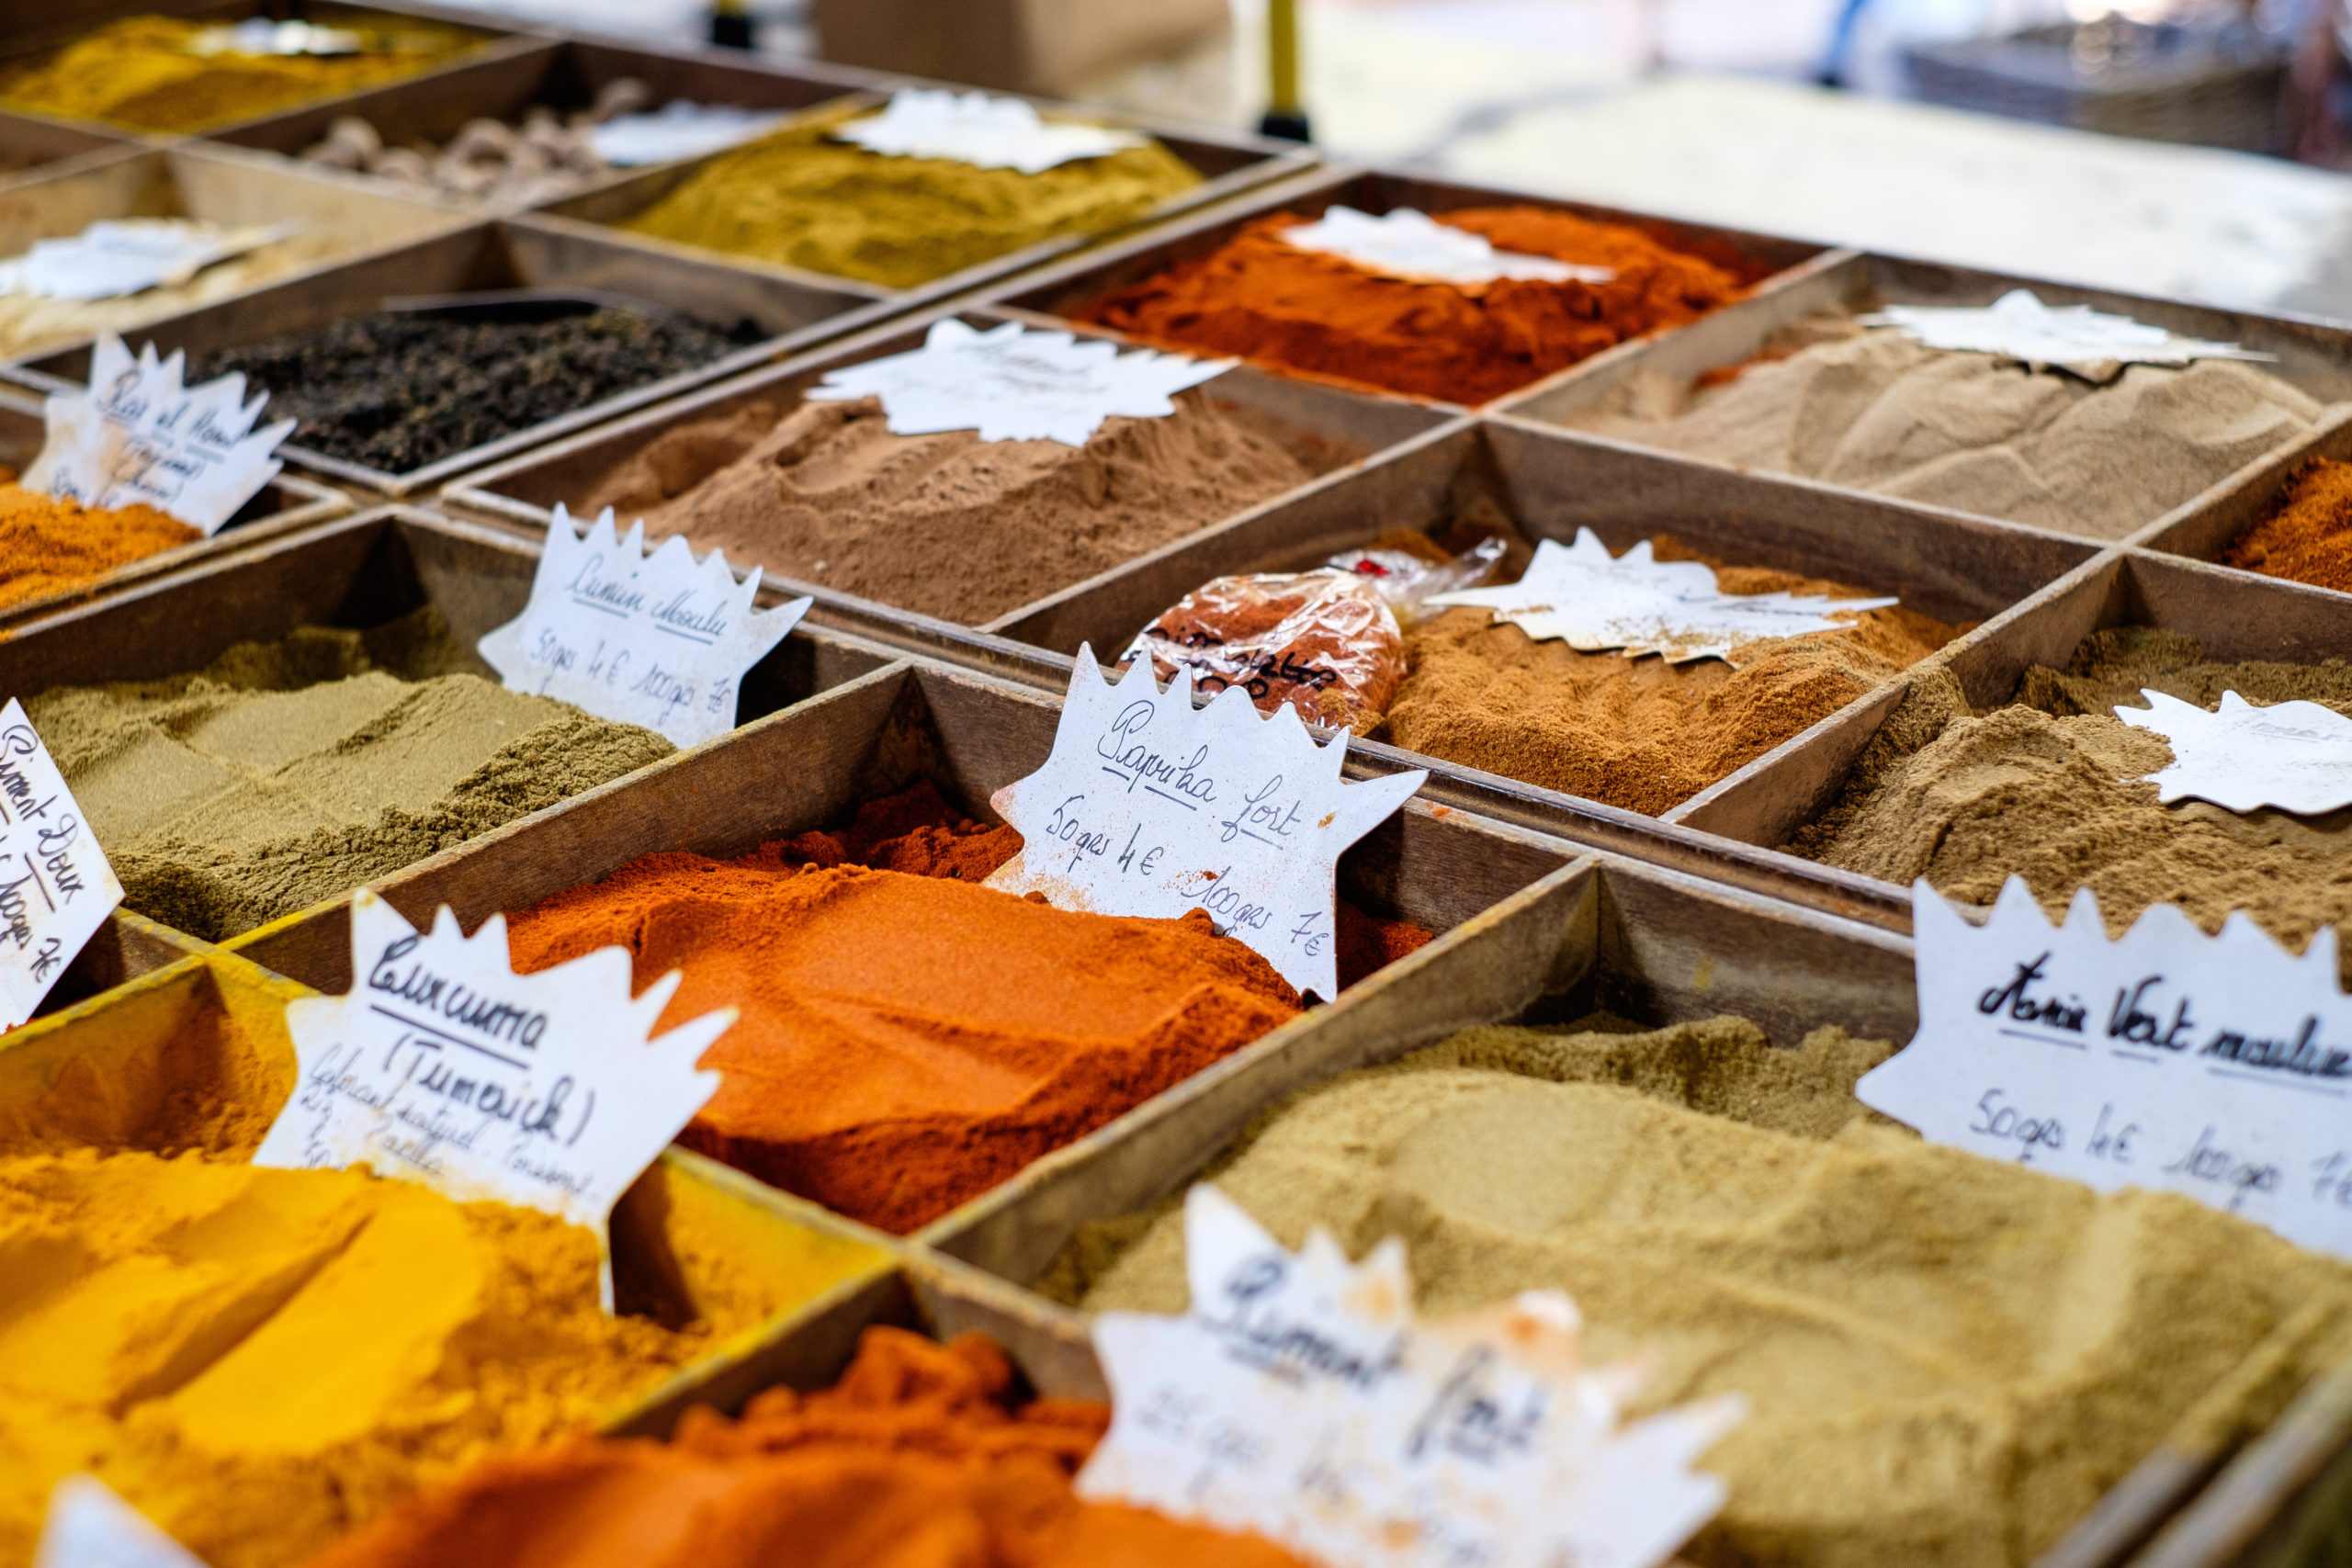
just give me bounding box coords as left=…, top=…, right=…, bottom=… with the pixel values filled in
left=0, top=503, right=912, bottom=972
left=976, top=164, right=1836, bottom=412
left=903, top=844, right=2352, bottom=1568
left=1494, top=248, right=2352, bottom=547
left=0, top=942, right=913, bottom=1440
left=520, top=86, right=1317, bottom=321
left=438, top=301, right=1459, bottom=631
left=0, top=141, right=470, bottom=366
left=0, top=383, right=349, bottom=626
left=206, top=34, right=890, bottom=216
left=10, top=217, right=901, bottom=497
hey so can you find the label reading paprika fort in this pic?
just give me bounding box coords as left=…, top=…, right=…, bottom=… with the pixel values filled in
left=986, top=649, right=1424, bottom=999
left=478, top=504, right=810, bottom=750
left=1429, top=529, right=1896, bottom=665
left=1079, top=1185, right=1744, bottom=1568
left=0, top=699, right=122, bottom=1032
left=2115, top=688, right=2352, bottom=815
left=254, top=888, right=733, bottom=1307
left=808, top=317, right=1234, bottom=446
left=25, top=334, right=295, bottom=534
left=1861, top=877, right=2352, bottom=1258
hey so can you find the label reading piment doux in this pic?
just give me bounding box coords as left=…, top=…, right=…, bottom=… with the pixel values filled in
left=1428, top=529, right=1896, bottom=665
left=0, top=700, right=121, bottom=1032
left=477, top=505, right=810, bottom=750
left=1860, top=288, right=2273, bottom=373
left=833, top=88, right=1146, bottom=174
left=1281, top=205, right=1616, bottom=289
left=984, top=650, right=1424, bottom=1000
left=252, top=888, right=733, bottom=1307
left=33, top=1476, right=206, bottom=1568
left=1079, top=1185, right=1745, bottom=1568
left=24, top=334, right=294, bottom=535
left=1862, top=877, right=2352, bottom=1258
left=2116, top=688, right=2352, bottom=816
left=808, top=317, right=1234, bottom=446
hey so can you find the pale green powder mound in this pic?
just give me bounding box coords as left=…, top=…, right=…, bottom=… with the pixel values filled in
left=30, top=611, right=672, bottom=941
left=1056, top=1016, right=2352, bottom=1568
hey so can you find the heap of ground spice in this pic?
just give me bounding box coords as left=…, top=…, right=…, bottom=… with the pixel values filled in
left=0, top=14, right=481, bottom=131
left=1791, top=626, right=2352, bottom=978
left=577, top=390, right=1325, bottom=626
left=2220, top=456, right=2352, bottom=592
left=1050, top=1014, right=2352, bottom=1567
left=0, top=479, right=199, bottom=614
left=190, top=304, right=763, bottom=474
left=1074, top=207, right=1765, bottom=406
left=504, top=783, right=1431, bottom=1234
left=300, top=1327, right=1307, bottom=1568
left=623, top=108, right=1202, bottom=290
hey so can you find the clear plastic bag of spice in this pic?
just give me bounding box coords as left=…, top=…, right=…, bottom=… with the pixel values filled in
left=1121, top=536, right=1506, bottom=733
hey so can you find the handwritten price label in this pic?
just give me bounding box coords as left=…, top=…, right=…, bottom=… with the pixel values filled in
left=986, top=649, right=1423, bottom=999
left=0, top=700, right=121, bottom=1032
left=478, top=506, right=809, bottom=750
left=1863, top=878, right=2352, bottom=1257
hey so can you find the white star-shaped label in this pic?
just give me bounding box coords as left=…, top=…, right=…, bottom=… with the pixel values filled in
left=34, top=1477, right=205, bottom=1568
left=1080, top=1185, right=1744, bottom=1568
left=986, top=649, right=1425, bottom=1000
left=833, top=88, right=1147, bottom=174
left=1860, top=288, right=2273, bottom=370
left=2116, top=688, right=2352, bottom=816
left=1427, top=529, right=1895, bottom=665
left=1281, top=206, right=1616, bottom=288
left=253, top=888, right=732, bottom=1307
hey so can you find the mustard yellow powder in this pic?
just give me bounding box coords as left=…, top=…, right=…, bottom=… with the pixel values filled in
left=1058, top=1018, right=2352, bottom=1568
left=623, top=108, right=1203, bottom=290
left=0, top=15, right=480, bottom=132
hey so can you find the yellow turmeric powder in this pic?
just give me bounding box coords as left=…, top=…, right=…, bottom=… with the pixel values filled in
left=0, top=15, right=481, bottom=132
left=0, top=480, right=200, bottom=615
left=0, top=968, right=889, bottom=1568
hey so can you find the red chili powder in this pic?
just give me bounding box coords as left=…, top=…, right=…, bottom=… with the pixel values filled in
left=505, top=784, right=1430, bottom=1234
left=1075, top=206, right=1764, bottom=406
left=300, top=1327, right=1310, bottom=1568
left=2220, top=456, right=2352, bottom=593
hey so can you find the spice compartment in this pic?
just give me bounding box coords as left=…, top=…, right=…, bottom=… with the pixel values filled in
left=0, top=141, right=474, bottom=367
left=438, top=301, right=1461, bottom=631
left=905, top=845, right=2348, bottom=1568
left=0, top=382, right=350, bottom=626
left=201, top=32, right=887, bottom=216
left=0, top=107, right=148, bottom=194
left=1492, top=247, right=2352, bottom=548
left=9, top=215, right=899, bottom=497
left=2134, top=408, right=2352, bottom=583
left=977, top=163, right=1834, bottom=412
left=0, top=942, right=908, bottom=1436
left=519, top=85, right=1315, bottom=314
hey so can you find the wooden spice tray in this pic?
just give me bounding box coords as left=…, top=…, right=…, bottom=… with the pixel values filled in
left=438, top=300, right=1460, bottom=626
left=0, top=382, right=350, bottom=626
left=1492, top=247, right=2352, bottom=547
left=8, top=216, right=902, bottom=497
left=888, top=843, right=2352, bottom=1568
left=0, top=141, right=476, bottom=367
left=0, top=502, right=913, bottom=983
left=972, top=163, right=1838, bottom=412
left=0, top=942, right=912, bottom=1438
left=0, top=108, right=151, bottom=196
left=516, top=84, right=1317, bottom=321
left=202, top=32, right=889, bottom=217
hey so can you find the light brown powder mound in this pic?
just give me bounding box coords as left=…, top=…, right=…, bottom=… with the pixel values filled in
left=579, top=391, right=1320, bottom=626
left=1375, top=549, right=1964, bottom=817
left=1568, top=322, right=2334, bottom=540
left=1792, top=627, right=2352, bottom=977
left=1060, top=1017, right=2352, bottom=1568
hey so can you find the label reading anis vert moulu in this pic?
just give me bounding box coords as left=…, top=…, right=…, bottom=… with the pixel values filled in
left=252, top=888, right=734, bottom=1308
left=1861, top=877, right=2352, bottom=1258
left=0, top=699, right=121, bottom=1032
left=985, top=649, right=1426, bottom=1001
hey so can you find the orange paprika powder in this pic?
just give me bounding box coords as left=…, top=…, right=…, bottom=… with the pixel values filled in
left=505, top=784, right=1430, bottom=1234
left=300, top=1327, right=1309, bottom=1568
left=0, top=479, right=199, bottom=613
left=1076, top=206, right=1765, bottom=406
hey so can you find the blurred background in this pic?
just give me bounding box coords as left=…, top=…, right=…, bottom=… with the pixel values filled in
left=458, top=0, right=2352, bottom=320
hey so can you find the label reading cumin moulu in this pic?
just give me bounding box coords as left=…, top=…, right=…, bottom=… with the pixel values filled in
left=1863, top=877, right=2352, bottom=1258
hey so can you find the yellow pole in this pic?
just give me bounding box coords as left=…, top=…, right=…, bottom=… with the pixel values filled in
left=1259, top=0, right=1309, bottom=141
